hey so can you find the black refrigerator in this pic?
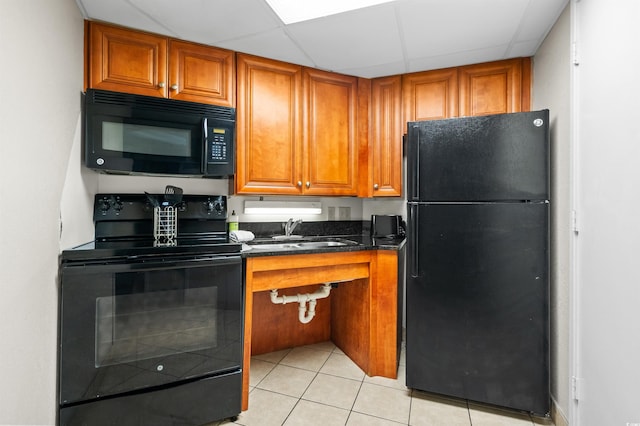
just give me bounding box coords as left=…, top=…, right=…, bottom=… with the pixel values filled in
left=405, top=110, right=550, bottom=416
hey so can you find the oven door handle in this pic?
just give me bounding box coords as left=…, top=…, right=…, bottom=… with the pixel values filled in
left=62, top=254, right=241, bottom=274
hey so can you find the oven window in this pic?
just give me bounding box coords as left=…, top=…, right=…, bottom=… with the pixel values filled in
left=95, top=270, right=220, bottom=367
left=102, top=122, right=192, bottom=157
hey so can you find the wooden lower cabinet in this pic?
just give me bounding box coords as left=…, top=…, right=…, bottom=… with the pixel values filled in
left=242, top=251, right=399, bottom=411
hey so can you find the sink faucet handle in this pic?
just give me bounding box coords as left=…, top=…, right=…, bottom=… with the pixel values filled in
left=284, top=217, right=302, bottom=236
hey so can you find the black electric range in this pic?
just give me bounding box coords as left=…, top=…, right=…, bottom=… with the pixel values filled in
left=58, top=193, right=243, bottom=426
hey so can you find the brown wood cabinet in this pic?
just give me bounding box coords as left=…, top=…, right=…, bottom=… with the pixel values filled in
left=402, top=67, right=458, bottom=122
left=88, top=22, right=234, bottom=107
left=402, top=58, right=531, bottom=123
left=303, top=68, right=359, bottom=196
left=235, top=54, right=359, bottom=196
left=235, top=54, right=303, bottom=194
left=370, top=75, right=403, bottom=197
left=242, top=250, right=399, bottom=410
left=459, top=58, right=530, bottom=116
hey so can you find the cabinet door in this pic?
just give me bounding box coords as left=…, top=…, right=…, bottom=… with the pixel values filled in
left=402, top=68, right=458, bottom=124
left=89, top=22, right=167, bottom=97
left=168, top=41, right=235, bottom=107
left=371, top=76, right=403, bottom=197
left=459, top=58, right=530, bottom=116
left=235, top=54, right=303, bottom=195
left=303, top=68, right=358, bottom=196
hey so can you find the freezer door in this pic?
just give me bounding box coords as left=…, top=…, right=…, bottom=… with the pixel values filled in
left=406, top=202, right=550, bottom=415
left=407, top=110, right=549, bottom=202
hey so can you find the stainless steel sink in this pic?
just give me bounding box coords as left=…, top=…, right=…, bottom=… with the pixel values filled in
left=246, top=239, right=358, bottom=251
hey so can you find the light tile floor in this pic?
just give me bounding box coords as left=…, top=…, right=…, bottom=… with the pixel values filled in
left=213, top=341, right=554, bottom=426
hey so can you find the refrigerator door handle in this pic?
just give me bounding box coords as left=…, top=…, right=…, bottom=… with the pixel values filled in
left=411, top=127, right=420, bottom=201
left=409, top=203, right=419, bottom=278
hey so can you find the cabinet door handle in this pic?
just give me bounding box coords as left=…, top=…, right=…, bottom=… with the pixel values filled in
left=170, top=84, right=178, bottom=90
left=297, top=181, right=302, bottom=187
left=373, top=183, right=379, bottom=190
left=306, top=181, right=310, bottom=188
left=158, top=82, right=166, bottom=88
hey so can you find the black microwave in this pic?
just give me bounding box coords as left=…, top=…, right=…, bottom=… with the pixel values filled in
left=84, top=89, right=235, bottom=177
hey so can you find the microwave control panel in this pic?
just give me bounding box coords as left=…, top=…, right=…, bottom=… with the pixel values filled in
left=207, top=128, right=229, bottom=163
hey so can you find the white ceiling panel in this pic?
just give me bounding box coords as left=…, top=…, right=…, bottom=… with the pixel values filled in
left=218, top=28, right=315, bottom=68
left=508, top=39, right=544, bottom=58
left=286, top=4, right=404, bottom=72
left=77, top=0, right=569, bottom=78
left=408, top=45, right=511, bottom=73
left=79, top=0, right=174, bottom=36
left=129, top=0, right=282, bottom=45
left=397, top=0, right=530, bottom=58
left=341, top=60, right=408, bottom=79
left=515, top=0, right=569, bottom=41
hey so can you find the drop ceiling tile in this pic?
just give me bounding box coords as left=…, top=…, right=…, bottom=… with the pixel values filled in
left=286, top=4, right=404, bottom=72
left=217, top=28, right=315, bottom=68
left=515, top=0, right=569, bottom=42
left=339, top=60, right=408, bottom=79
left=397, top=0, right=529, bottom=58
left=129, top=0, right=282, bottom=45
left=81, top=0, right=174, bottom=36
left=408, top=45, right=510, bottom=73
left=507, top=39, right=542, bottom=57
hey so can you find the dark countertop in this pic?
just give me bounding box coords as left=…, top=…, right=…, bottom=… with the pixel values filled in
left=241, top=234, right=405, bottom=258
left=236, top=220, right=405, bottom=258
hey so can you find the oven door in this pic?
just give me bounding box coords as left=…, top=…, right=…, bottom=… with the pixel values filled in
left=59, top=253, right=243, bottom=406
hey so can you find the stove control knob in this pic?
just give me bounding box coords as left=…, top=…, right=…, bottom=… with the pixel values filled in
left=113, top=200, right=124, bottom=212
left=205, top=199, right=223, bottom=214
left=99, top=198, right=111, bottom=213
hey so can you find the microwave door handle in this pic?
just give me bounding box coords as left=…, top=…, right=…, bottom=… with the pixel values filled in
left=202, top=118, right=208, bottom=171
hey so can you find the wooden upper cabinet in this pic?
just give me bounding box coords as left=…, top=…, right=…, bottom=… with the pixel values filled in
left=402, top=68, right=458, bottom=124
left=235, top=59, right=358, bottom=196
left=89, top=22, right=167, bottom=97
left=401, top=58, right=531, bottom=124
left=303, top=68, right=359, bottom=196
left=169, top=40, right=235, bottom=107
left=459, top=58, right=530, bottom=116
left=235, top=54, right=303, bottom=195
left=370, top=76, right=402, bottom=197
left=88, top=22, right=235, bottom=106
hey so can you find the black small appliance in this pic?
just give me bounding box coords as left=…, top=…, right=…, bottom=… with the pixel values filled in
left=371, top=214, right=404, bottom=239
left=84, top=89, right=235, bottom=177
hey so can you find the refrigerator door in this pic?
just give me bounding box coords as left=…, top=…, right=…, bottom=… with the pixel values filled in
left=406, top=202, right=549, bottom=415
left=407, top=110, right=549, bottom=202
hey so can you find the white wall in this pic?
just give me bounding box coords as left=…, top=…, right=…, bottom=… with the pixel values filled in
left=0, top=0, right=84, bottom=424
left=573, top=1, right=640, bottom=425
left=532, top=5, right=571, bottom=424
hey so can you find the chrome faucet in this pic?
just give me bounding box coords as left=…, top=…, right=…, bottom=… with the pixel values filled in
left=284, top=218, right=302, bottom=236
